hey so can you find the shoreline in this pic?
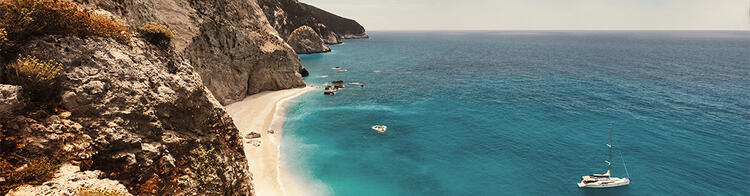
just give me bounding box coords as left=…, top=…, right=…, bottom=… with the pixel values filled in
left=225, top=86, right=315, bottom=196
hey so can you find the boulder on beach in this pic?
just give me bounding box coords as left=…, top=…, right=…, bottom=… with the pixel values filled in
left=246, top=132, right=261, bottom=139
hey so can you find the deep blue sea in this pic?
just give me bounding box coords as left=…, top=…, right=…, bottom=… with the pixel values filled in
left=280, top=31, right=750, bottom=195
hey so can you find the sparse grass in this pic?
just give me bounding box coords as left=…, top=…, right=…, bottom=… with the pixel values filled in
left=0, top=0, right=132, bottom=55
left=136, top=22, right=173, bottom=48
left=189, top=144, right=225, bottom=194
left=5, top=55, right=63, bottom=103
left=0, top=157, right=60, bottom=194
left=77, top=187, right=128, bottom=196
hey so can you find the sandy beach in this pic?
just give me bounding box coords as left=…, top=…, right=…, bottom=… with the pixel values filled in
left=225, top=86, right=315, bottom=196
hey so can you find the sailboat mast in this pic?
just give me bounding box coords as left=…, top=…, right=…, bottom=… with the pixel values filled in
left=608, top=124, right=613, bottom=172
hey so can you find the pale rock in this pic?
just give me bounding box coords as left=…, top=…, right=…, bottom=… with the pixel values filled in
left=287, top=26, right=331, bottom=54
left=0, top=84, right=25, bottom=116
left=17, top=36, right=252, bottom=195
left=8, top=164, right=132, bottom=196
left=75, top=0, right=307, bottom=105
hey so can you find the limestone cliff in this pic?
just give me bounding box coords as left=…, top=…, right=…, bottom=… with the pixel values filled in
left=287, top=26, right=331, bottom=54
left=0, top=36, right=253, bottom=195
left=259, top=0, right=368, bottom=45
left=74, top=0, right=306, bottom=105
left=1, top=0, right=366, bottom=194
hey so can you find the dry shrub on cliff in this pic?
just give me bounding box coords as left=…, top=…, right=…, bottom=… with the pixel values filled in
left=77, top=187, right=128, bottom=196
left=0, top=157, right=61, bottom=194
left=0, top=28, right=8, bottom=50
left=189, top=144, right=225, bottom=194
left=5, top=55, right=63, bottom=102
left=136, top=22, right=174, bottom=48
left=0, top=0, right=131, bottom=53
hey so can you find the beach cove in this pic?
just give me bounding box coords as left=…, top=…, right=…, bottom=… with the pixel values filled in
left=225, top=87, right=315, bottom=196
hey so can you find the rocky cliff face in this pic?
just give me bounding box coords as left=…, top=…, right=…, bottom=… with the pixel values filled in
left=0, top=84, right=24, bottom=116
left=2, top=0, right=366, bottom=194
left=74, top=0, right=306, bottom=105
left=8, top=164, right=131, bottom=195
left=2, top=36, right=253, bottom=195
left=286, top=26, right=331, bottom=54
left=259, top=0, right=368, bottom=45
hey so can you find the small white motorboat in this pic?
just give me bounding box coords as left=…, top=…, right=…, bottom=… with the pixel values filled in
left=578, top=124, right=631, bottom=188
left=372, top=125, right=387, bottom=133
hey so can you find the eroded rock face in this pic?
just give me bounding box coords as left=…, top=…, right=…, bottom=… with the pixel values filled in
left=0, top=84, right=25, bottom=116
left=74, top=0, right=306, bottom=105
left=1, top=111, right=94, bottom=163
left=259, top=0, right=367, bottom=44
left=314, top=23, right=342, bottom=44
left=16, top=36, right=253, bottom=195
left=8, top=164, right=131, bottom=196
left=287, top=26, right=331, bottom=54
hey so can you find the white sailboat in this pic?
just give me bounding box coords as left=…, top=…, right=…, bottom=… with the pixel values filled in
left=578, top=124, right=631, bottom=188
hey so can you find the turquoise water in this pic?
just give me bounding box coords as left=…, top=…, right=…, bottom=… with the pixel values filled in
left=280, top=31, right=750, bottom=195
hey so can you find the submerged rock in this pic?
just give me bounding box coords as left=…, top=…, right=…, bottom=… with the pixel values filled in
left=287, top=26, right=331, bottom=54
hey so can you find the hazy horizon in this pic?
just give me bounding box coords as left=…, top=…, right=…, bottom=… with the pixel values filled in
left=302, top=0, right=750, bottom=31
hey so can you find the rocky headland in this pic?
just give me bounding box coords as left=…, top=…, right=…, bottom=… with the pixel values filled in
left=287, top=26, right=331, bottom=54
left=259, top=0, right=368, bottom=52
left=0, top=0, right=365, bottom=195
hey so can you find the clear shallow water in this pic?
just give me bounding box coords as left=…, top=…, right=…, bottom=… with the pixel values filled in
left=280, top=31, right=750, bottom=195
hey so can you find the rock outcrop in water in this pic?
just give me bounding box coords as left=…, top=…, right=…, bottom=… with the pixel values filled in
left=287, top=26, right=331, bottom=54
left=259, top=0, right=368, bottom=46
left=74, top=0, right=306, bottom=105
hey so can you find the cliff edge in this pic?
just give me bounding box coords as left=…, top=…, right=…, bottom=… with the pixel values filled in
left=259, top=0, right=368, bottom=46
left=2, top=36, right=252, bottom=195
left=74, top=0, right=307, bottom=105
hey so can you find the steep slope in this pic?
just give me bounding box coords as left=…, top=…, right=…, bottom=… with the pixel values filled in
left=259, top=0, right=368, bottom=45
left=74, top=0, right=306, bottom=105
left=2, top=36, right=252, bottom=195
left=2, top=0, right=366, bottom=194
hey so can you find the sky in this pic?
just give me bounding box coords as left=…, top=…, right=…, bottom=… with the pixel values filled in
left=301, top=0, right=750, bottom=30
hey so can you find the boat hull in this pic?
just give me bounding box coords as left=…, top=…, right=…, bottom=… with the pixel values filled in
left=578, top=178, right=630, bottom=188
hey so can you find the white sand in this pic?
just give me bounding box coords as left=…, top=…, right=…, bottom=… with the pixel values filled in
left=225, top=87, right=315, bottom=196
